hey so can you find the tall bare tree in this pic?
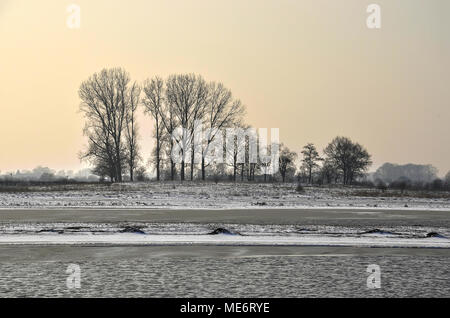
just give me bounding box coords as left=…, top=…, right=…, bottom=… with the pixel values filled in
left=81, top=125, right=117, bottom=181
left=225, top=124, right=250, bottom=182
left=79, top=68, right=134, bottom=182
left=279, top=144, right=297, bottom=183
left=166, top=74, right=208, bottom=181
left=319, top=160, right=338, bottom=184
left=301, top=143, right=322, bottom=184
left=125, top=82, right=141, bottom=181
left=201, top=82, right=245, bottom=180
left=142, top=77, right=165, bottom=181
left=160, top=101, right=178, bottom=180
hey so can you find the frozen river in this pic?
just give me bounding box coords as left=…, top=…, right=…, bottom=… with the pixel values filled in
left=0, top=208, right=448, bottom=297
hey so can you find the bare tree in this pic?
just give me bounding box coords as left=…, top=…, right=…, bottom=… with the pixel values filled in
left=279, top=144, right=297, bottom=183
left=142, top=77, right=165, bottom=181
left=245, top=131, right=259, bottom=182
left=301, top=143, right=322, bottom=184
left=166, top=74, right=208, bottom=181
left=125, top=82, right=141, bottom=181
left=201, top=82, right=245, bottom=180
left=161, top=103, right=178, bottom=181
left=323, top=136, right=372, bottom=185
left=225, top=124, right=250, bottom=182
left=79, top=68, right=133, bottom=182
left=228, top=127, right=258, bottom=182
left=319, top=160, right=337, bottom=184
left=260, top=144, right=271, bottom=182
left=81, top=125, right=118, bottom=182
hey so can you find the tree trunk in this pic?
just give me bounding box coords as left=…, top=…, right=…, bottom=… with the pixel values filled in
left=156, top=159, right=160, bottom=181
left=115, top=142, right=122, bottom=182
left=201, top=157, right=206, bottom=181
left=170, top=140, right=175, bottom=181
left=156, top=128, right=160, bottom=181
left=181, top=160, right=185, bottom=181
left=170, top=160, right=175, bottom=181
left=116, top=164, right=122, bottom=183
left=190, top=147, right=194, bottom=181
left=308, top=167, right=312, bottom=184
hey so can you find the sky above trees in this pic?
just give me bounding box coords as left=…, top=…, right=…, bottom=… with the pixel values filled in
left=0, top=0, right=449, bottom=175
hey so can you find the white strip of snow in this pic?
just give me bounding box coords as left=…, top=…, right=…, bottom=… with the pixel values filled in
left=0, top=234, right=449, bottom=248
left=0, top=206, right=450, bottom=212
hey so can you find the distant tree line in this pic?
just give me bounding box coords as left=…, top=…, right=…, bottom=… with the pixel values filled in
left=373, top=163, right=438, bottom=184
left=372, top=164, right=450, bottom=192
left=0, top=167, right=98, bottom=183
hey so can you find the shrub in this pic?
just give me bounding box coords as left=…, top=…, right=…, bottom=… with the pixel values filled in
left=376, top=180, right=387, bottom=192
left=430, top=178, right=444, bottom=191
left=135, top=166, right=148, bottom=182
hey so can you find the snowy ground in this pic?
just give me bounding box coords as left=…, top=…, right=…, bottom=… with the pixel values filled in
left=1, top=184, right=448, bottom=298
left=1, top=233, right=449, bottom=248
left=0, top=182, right=449, bottom=210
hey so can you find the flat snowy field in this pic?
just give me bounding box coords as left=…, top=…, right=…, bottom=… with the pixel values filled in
left=1, top=182, right=449, bottom=210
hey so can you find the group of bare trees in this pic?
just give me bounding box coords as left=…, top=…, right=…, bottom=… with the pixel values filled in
left=79, top=69, right=245, bottom=182
left=79, top=68, right=374, bottom=185
left=142, top=74, right=245, bottom=181
left=297, top=139, right=450, bottom=189
left=298, top=137, right=372, bottom=185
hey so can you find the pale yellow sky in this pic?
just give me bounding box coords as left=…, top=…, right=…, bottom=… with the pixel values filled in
left=0, top=0, right=449, bottom=175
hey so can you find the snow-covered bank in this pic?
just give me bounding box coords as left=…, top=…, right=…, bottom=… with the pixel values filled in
left=0, top=233, right=448, bottom=248
left=0, top=182, right=449, bottom=210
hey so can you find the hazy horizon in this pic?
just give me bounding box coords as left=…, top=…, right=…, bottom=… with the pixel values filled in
left=1, top=0, right=449, bottom=176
